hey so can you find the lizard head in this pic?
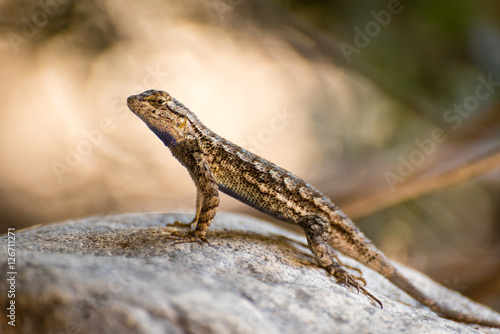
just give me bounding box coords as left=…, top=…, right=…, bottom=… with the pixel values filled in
left=127, top=90, right=199, bottom=147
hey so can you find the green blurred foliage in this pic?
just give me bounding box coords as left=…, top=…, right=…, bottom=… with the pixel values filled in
left=282, top=0, right=500, bottom=123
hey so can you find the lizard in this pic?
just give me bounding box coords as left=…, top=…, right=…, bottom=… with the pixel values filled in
left=126, top=89, right=500, bottom=328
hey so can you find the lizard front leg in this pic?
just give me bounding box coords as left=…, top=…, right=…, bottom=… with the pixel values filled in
left=167, top=152, right=220, bottom=243
left=168, top=191, right=202, bottom=228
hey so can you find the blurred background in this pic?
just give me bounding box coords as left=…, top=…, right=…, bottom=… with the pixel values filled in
left=0, top=0, right=499, bottom=311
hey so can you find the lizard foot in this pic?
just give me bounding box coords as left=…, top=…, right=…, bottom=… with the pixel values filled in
left=326, top=264, right=383, bottom=309
left=332, top=253, right=364, bottom=281
left=165, top=231, right=210, bottom=245
left=332, top=267, right=366, bottom=287
left=166, top=220, right=196, bottom=229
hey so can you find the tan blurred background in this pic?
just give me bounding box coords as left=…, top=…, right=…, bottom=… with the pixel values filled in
left=1, top=0, right=499, bottom=311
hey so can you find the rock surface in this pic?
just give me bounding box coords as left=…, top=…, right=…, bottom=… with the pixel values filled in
left=1, top=212, right=500, bottom=334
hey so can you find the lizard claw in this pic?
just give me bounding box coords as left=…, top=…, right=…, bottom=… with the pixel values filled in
left=327, top=265, right=383, bottom=309
left=328, top=266, right=367, bottom=287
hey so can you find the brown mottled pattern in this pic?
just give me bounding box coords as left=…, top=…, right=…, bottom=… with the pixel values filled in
left=126, top=90, right=500, bottom=328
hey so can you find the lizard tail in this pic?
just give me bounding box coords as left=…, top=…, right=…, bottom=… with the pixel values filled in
left=387, top=268, right=500, bottom=328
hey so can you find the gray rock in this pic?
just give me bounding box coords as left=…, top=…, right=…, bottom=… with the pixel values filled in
left=1, top=213, right=499, bottom=334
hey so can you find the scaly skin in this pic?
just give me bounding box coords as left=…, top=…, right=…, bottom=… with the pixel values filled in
left=127, top=89, right=500, bottom=328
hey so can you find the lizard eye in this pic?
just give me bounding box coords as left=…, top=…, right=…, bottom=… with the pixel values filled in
left=156, top=97, right=167, bottom=105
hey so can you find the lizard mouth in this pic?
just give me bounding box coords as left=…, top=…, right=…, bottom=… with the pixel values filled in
left=127, top=95, right=136, bottom=105
left=127, top=96, right=140, bottom=111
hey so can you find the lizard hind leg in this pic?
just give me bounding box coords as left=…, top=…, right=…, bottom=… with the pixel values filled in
left=326, top=261, right=382, bottom=309
left=300, top=215, right=383, bottom=308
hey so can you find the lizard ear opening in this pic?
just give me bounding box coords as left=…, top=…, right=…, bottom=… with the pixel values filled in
left=178, top=117, right=188, bottom=129
left=166, top=97, right=175, bottom=108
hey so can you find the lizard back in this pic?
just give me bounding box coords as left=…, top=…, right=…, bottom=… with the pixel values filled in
left=203, top=135, right=342, bottom=224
